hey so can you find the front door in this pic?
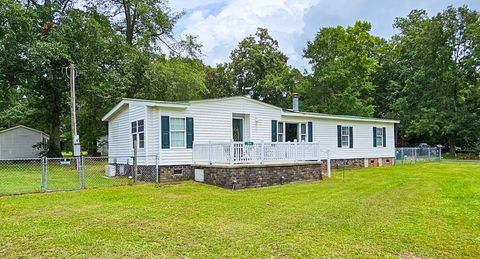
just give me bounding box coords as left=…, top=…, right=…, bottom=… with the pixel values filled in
left=232, top=118, right=244, bottom=142
left=285, top=123, right=298, bottom=142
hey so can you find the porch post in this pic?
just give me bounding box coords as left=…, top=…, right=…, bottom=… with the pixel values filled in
left=260, top=140, right=265, bottom=164
left=294, top=139, right=298, bottom=163
left=229, top=139, right=234, bottom=165
left=208, top=141, right=212, bottom=165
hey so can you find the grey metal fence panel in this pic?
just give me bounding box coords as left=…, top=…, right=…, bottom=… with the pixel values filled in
left=82, top=156, right=134, bottom=189
left=1, top=155, right=159, bottom=196
left=395, top=147, right=441, bottom=164
left=0, top=158, right=42, bottom=196
left=45, top=157, right=82, bottom=192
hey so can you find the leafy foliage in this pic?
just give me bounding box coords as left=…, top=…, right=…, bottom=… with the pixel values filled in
left=0, top=1, right=479, bottom=155
left=229, top=28, right=301, bottom=107
left=304, top=21, right=381, bottom=116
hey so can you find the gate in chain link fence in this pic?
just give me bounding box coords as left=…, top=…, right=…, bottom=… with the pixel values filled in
left=0, top=155, right=158, bottom=196
left=395, top=147, right=442, bottom=164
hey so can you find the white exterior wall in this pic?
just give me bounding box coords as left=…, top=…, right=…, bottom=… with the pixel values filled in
left=0, top=127, right=48, bottom=159
left=107, top=97, right=397, bottom=165
left=108, top=107, right=131, bottom=163
left=156, top=98, right=282, bottom=165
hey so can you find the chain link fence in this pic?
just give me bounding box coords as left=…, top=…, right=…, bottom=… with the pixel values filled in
left=0, top=155, right=158, bottom=196
left=395, top=147, right=442, bottom=164
left=0, top=158, right=43, bottom=195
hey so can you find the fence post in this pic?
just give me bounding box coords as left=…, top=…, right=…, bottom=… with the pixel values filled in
left=260, top=140, right=265, bottom=164
left=208, top=141, right=212, bottom=165
left=327, top=150, right=331, bottom=178
left=229, top=140, right=234, bottom=165
left=428, top=148, right=431, bottom=160
left=81, top=156, right=85, bottom=189
left=155, top=155, right=159, bottom=183
left=439, top=147, right=442, bottom=160
left=414, top=148, right=417, bottom=164
left=192, top=142, right=195, bottom=165
left=133, top=140, right=138, bottom=182
left=41, top=157, right=46, bottom=192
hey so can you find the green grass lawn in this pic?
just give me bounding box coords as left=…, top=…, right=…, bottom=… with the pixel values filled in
left=0, top=159, right=129, bottom=195
left=1, top=162, right=479, bottom=257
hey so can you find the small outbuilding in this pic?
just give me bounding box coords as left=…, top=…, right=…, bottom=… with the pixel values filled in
left=0, top=125, right=49, bottom=159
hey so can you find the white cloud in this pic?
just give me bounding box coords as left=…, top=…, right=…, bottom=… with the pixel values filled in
left=176, top=0, right=318, bottom=69
left=173, top=0, right=480, bottom=69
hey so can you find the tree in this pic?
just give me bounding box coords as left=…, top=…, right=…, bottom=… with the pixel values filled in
left=144, top=57, right=207, bottom=101
left=229, top=27, right=301, bottom=107
left=388, top=7, right=480, bottom=151
left=304, top=21, right=382, bottom=117
left=89, top=0, right=202, bottom=99
left=203, top=64, right=238, bottom=98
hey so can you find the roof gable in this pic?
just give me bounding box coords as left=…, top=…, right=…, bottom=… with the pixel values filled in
left=0, top=125, right=49, bottom=136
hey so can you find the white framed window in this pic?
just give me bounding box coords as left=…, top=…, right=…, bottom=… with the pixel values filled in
left=341, top=126, right=350, bottom=147
left=277, top=122, right=284, bottom=142
left=170, top=117, right=186, bottom=148
left=300, top=123, right=307, bottom=142
left=376, top=128, right=383, bottom=147
left=131, top=119, right=145, bottom=149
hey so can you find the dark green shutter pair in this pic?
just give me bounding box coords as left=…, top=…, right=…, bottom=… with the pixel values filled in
left=337, top=125, right=353, bottom=148
left=161, top=116, right=194, bottom=149
left=271, top=120, right=313, bottom=142
left=372, top=127, right=387, bottom=147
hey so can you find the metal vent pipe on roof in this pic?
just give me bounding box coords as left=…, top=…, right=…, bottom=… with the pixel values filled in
left=292, top=93, right=299, bottom=112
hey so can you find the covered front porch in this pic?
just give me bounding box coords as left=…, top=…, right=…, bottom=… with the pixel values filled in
left=192, top=141, right=323, bottom=165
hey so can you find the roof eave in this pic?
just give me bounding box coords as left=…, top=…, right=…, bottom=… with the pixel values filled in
left=281, top=112, right=400, bottom=124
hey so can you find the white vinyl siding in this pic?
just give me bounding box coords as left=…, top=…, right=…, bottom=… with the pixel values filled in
left=108, top=107, right=131, bottom=162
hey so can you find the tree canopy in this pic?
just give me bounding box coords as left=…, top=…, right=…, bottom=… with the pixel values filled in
left=0, top=1, right=479, bottom=155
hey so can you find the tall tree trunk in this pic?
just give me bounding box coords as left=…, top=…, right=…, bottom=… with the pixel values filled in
left=448, top=135, right=456, bottom=154
left=47, top=122, right=62, bottom=157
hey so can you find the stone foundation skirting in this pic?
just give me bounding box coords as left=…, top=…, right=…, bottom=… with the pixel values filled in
left=110, top=156, right=394, bottom=185
left=194, top=162, right=323, bottom=190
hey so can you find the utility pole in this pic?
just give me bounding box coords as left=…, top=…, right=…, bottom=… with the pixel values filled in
left=68, top=64, right=81, bottom=158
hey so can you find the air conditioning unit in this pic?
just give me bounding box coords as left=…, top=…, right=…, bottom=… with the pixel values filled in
left=105, top=165, right=116, bottom=177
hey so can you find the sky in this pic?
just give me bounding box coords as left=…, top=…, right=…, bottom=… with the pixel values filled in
left=171, top=0, right=480, bottom=70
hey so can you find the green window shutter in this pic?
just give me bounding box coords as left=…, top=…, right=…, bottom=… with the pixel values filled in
left=373, top=127, right=377, bottom=147
left=337, top=125, right=342, bottom=147
left=308, top=122, right=313, bottom=142
left=271, top=120, right=277, bottom=142
left=186, top=117, right=194, bottom=149
left=383, top=127, right=386, bottom=147
left=161, top=116, right=170, bottom=149
left=349, top=127, right=353, bottom=148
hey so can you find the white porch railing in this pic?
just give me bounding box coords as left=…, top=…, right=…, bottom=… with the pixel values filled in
left=192, top=141, right=322, bottom=165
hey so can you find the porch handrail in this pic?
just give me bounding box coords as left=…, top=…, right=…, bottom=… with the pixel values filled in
left=193, top=141, right=321, bottom=165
